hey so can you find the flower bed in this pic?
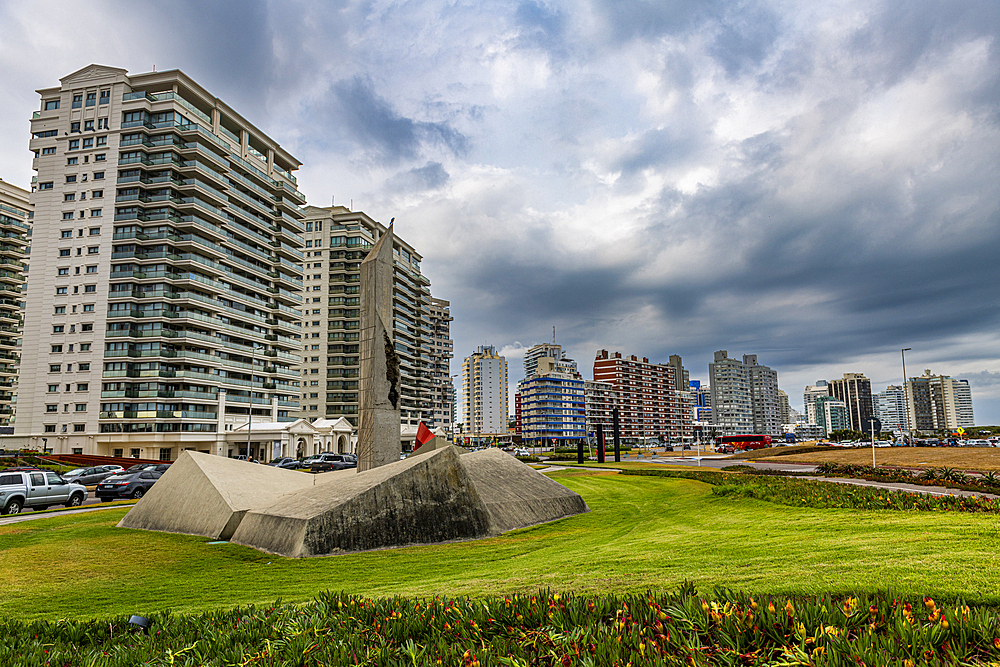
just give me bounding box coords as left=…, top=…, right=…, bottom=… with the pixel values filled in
left=623, top=468, right=1000, bottom=513
left=5, top=587, right=1000, bottom=665
left=814, top=462, right=1000, bottom=495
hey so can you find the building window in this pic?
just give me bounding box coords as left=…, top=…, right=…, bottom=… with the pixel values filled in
left=91, top=190, right=103, bottom=198
left=47, top=384, right=59, bottom=393
left=62, top=212, right=74, bottom=220
left=78, top=362, right=90, bottom=370
left=46, top=405, right=57, bottom=413
left=89, top=227, right=100, bottom=235
left=86, top=265, right=97, bottom=273
left=71, top=122, right=81, bottom=133
left=84, top=120, right=94, bottom=132
left=74, top=424, right=86, bottom=432
left=98, top=117, right=109, bottom=129
left=45, top=100, right=61, bottom=110
left=54, top=306, right=66, bottom=314
left=159, top=448, right=171, bottom=461
left=96, top=136, right=107, bottom=147
left=75, top=403, right=87, bottom=412
left=99, top=90, right=110, bottom=105
left=90, top=209, right=101, bottom=217
left=95, top=154, right=106, bottom=162
left=56, top=287, right=67, bottom=295
left=68, top=140, right=79, bottom=151
left=71, top=95, right=82, bottom=109
left=83, top=304, right=94, bottom=312
left=77, top=383, right=88, bottom=391
left=93, top=171, right=104, bottom=180
left=50, top=364, right=61, bottom=372
left=87, top=246, right=99, bottom=254
left=44, top=425, right=56, bottom=433
left=80, top=344, right=91, bottom=352
left=86, top=92, right=96, bottom=107
left=64, top=193, right=75, bottom=202
left=84, top=285, right=96, bottom=293
left=61, top=230, right=73, bottom=239
left=53, top=326, right=64, bottom=333
left=65, top=175, right=77, bottom=184
left=82, top=138, right=93, bottom=149
left=81, top=323, right=93, bottom=332
left=38, top=181, right=53, bottom=190
left=42, top=147, right=56, bottom=155
left=51, top=345, right=63, bottom=353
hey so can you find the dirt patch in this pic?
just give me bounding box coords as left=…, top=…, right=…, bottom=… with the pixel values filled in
left=755, top=447, right=1000, bottom=471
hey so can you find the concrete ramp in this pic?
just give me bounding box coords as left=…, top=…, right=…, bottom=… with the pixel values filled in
left=459, top=448, right=590, bottom=534
left=231, top=447, right=492, bottom=556
left=117, top=451, right=315, bottom=539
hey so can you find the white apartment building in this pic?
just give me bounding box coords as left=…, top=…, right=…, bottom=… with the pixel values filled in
left=708, top=350, right=753, bottom=435
left=744, top=354, right=781, bottom=436
left=874, top=385, right=908, bottom=433
left=802, top=381, right=829, bottom=425
left=426, top=297, right=454, bottom=430
left=18, top=65, right=305, bottom=460
left=523, top=342, right=577, bottom=379
left=293, top=205, right=449, bottom=430
left=462, top=345, right=508, bottom=441
left=0, top=179, right=31, bottom=426
left=906, top=370, right=975, bottom=432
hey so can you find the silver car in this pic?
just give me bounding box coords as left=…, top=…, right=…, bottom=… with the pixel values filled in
left=0, top=470, right=88, bottom=514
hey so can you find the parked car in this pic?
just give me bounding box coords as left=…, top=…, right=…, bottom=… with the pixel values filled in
left=311, top=453, right=357, bottom=473
left=122, top=463, right=171, bottom=474
left=0, top=470, right=87, bottom=514
left=95, top=470, right=163, bottom=501
left=267, top=457, right=299, bottom=468
left=63, top=465, right=118, bottom=486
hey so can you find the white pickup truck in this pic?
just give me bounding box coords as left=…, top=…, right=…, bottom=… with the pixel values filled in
left=0, top=470, right=88, bottom=515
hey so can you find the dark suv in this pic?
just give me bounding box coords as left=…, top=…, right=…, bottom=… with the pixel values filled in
left=310, top=454, right=357, bottom=473
left=96, top=469, right=163, bottom=501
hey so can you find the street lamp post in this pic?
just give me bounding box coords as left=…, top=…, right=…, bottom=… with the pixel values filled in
left=901, top=348, right=911, bottom=443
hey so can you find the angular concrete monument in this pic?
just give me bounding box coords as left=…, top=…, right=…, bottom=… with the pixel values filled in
left=117, top=451, right=315, bottom=540
left=357, top=223, right=400, bottom=472
left=118, top=218, right=589, bottom=556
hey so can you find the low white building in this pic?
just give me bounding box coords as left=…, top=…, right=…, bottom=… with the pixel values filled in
left=229, top=417, right=355, bottom=461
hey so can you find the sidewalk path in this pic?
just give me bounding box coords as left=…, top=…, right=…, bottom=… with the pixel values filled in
left=799, top=476, right=1000, bottom=500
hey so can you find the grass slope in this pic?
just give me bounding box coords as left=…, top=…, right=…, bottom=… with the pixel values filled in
left=2, top=469, right=999, bottom=620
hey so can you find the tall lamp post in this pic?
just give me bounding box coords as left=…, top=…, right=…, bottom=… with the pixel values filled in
left=901, top=348, right=911, bottom=443
left=246, top=343, right=262, bottom=459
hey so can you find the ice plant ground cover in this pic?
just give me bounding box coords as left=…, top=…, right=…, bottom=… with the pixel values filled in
left=4, top=587, right=1000, bottom=665
left=622, top=468, right=1000, bottom=512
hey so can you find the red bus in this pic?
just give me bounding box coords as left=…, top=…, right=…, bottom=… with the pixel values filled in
left=717, top=434, right=772, bottom=451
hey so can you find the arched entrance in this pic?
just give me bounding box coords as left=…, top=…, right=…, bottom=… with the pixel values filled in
left=337, top=435, right=347, bottom=453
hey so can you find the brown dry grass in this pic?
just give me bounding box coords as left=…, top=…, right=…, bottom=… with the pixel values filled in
left=756, top=447, right=1000, bottom=471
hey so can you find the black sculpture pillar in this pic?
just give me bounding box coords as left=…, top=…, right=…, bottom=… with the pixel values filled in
left=613, top=407, right=621, bottom=463
left=596, top=423, right=605, bottom=463
left=577, top=439, right=584, bottom=464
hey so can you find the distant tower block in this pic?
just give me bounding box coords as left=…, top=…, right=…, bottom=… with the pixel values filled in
left=357, top=224, right=401, bottom=471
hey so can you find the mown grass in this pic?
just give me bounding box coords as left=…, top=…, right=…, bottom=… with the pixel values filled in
left=2, top=470, right=1000, bottom=621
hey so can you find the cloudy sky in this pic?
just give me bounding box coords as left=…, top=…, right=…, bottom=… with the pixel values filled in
left=1, top=0, right=999, bottom=422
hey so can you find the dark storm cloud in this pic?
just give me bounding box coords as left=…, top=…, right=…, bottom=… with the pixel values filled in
left=329, top=76, right=468, bottom=164
left=708, top=5, right=781, bottom=77
left=387, top=162, right=450, bottom=192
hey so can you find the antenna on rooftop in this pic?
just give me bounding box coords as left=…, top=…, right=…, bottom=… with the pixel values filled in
left=553, top=326, right=556, bottom=344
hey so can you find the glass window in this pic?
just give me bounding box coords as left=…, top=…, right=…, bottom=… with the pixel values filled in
left=38, top=181, right=53, bottom=190
left=53, top=326, right=64, bottom=333
left=82, top=138, right=93, bottom=149
left=72, top=95, right=83, bottom=109
left=92, top=190, right=103, bottom=198
left=89, top=227, right=100, bottom=235
left=86, top=92, right=96, bottom=107
left=44, top=425, right=56, bottom=433
left=65, top=175, right=77, bottom=184
left=96, top=136, right=106, bottom=147
left=61, top=230, right=72, bottom=238
left=45, top=100, right=60, bottom=110
left=77, top=383, right=88, bottom=391
left=51, top=345, right=62, bottom=352
left=42, top=147, right=56, bottom=155
left=47, top=384, right=59, bottom=393
left=94, top=154, right=106, bottom=162
left=62, top=212, right=74, bottom=220
left=93, top=171, right=104, bottom=180
left=84, top=285, right=96, bottom=293
left=83, top=304, right=94, bottom=312
left=50, top=364, right=61, bottom=372
left=88, top=246, right=98, bottom=254
left=84, top=120, right=94, bottom=131
left=74, top=424, right=86, bottom=432
left=54, top=306, right=65, bottom=314
left=71, top=122, right=80, bottom=133
left=81, top=323, right=93, bottom=332
left=68, top=140, right=79, bottom=151
left=86, top=265, right=97, bottom=273
left=79, top=362, right=90, bottom=369
left=75, top=403, right=87, bottom=412
left=99, top=90, right=110, bottom=104
left=46, top=405, right=57, bottom=412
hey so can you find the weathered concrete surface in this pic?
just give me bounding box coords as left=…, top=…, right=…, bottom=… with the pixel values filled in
left=357, top=224, right=400, bottom=472
left=117, top=451, right=315, bottom=539
left=231, top=447, right=492, bottom=556
left=460, top=448, right=590, bottom=533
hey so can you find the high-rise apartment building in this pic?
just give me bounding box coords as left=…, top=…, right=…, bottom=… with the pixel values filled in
left=827, top=373, right=873, bottom=433
left=708, top=351, right=752, bottom=435
left=814, top=395, right=848, bottom=436
left=593, top=350, right=691, bottom=441
left=523, top=342, right=577, bottom=379
left=583, top=379, right=617, bottom=438
left=874, top=385, right=908, bottom=433
left=462, top=345, right=508, bottom=441
left=803, top=381, right=829, bottom=425
left=518, top=357, right=586, bottom=447
left=744, top=354, right=781, bottom=435
left=666, top=355, right=689, bottom=391
left=0, top=179, right=31, bottom=426
left=294, top=206, right=444, bottom=428
left=426, top=297, right=454, bottom=430
left=905, top=370, right=975, bottom=432
left=776, top=389, right=791, bottom=425
left=19, top=65, right=305, bottom=459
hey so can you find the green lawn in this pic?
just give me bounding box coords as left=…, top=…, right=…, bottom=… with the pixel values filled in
left=2, top=469, right=999, bottom=620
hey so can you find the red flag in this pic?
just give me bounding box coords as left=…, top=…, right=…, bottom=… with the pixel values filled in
left=414, top=422, right=435, bottom=451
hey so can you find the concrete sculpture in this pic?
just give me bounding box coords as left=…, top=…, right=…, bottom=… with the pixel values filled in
left=357, top=224, right=400, bottom=472
left=120, top=446, right=588, bottom=557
